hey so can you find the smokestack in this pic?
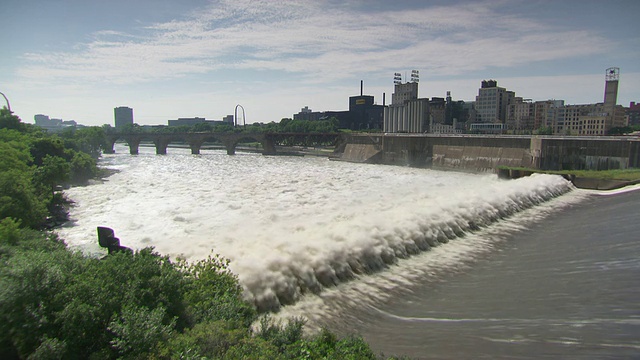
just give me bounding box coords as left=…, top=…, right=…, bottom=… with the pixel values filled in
left=383, top=93, right=386, bottom=106
left=360, top=80, right=363, bottom=96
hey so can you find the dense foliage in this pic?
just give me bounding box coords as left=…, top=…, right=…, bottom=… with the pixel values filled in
left=0, top=109, right=406, bottom=359
left=0, top=109, right=101, bottom=228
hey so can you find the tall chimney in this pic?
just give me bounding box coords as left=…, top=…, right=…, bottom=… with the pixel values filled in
left=383, top=93, right=386, bottom=106
left=360, top=80, right=363, bottom=96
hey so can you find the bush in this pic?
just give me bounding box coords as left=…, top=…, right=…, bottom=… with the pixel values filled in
left=181, top=254, right=256, bottom=327
left=68, top=150, right=97, bottom=184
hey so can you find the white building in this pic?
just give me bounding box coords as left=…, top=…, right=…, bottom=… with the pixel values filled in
left=384, top=81, right=429, bottom=133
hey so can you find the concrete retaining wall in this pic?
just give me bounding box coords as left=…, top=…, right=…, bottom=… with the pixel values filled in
left=340, top=134, right=640, bottom=172
left=340, top=143, right=382, bottom=163
left=432, top=145, right=530, bottom=172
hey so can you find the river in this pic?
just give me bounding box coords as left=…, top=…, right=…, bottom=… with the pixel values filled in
left=57, top=144, right=640, bottom=359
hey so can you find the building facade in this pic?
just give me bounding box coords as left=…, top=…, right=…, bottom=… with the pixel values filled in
left=114, top=106, right=134, bottom=128
left=474, top=80, right=516, bottom=125
left=628, top=102, right=640, bottom=126
left=384, top=81, right=429, bottom=133
left=292, top=83, right=384, bottom=130
left=293, top=107, right=324, bottom=121
left=391, top=82, right=418, bottom=105
left=506, top=98, right=533, bottom=133
left=33, top=114, right=77, bottom=132
left=384, top=98, right=429, bottom=133
left=348, top=94, right=384, bottom=130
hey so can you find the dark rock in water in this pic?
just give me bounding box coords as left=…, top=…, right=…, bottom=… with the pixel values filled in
left=97, top=227, right=132, bottom=255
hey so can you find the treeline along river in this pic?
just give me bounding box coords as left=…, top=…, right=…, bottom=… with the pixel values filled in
left=58, top=144, right=640, bottom=359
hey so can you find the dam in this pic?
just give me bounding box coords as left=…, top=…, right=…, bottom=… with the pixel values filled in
left=339, top=133, right=640, bottom=172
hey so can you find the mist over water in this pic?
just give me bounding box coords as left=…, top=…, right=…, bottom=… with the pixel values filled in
left=58, top=144, right=579, bottom=314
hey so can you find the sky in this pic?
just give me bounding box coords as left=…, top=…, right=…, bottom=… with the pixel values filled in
left=1, top=0, right=639, bottom=126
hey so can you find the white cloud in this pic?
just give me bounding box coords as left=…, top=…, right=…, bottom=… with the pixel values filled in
left=15, top=0, right=613, bottom=85
left=8, top=0, right=637, bottom=125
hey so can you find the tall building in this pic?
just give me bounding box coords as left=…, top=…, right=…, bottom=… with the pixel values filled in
left=604, top=67, right=619, bottom=109
left=555, top=68, right=626, bottom=136
left=534, top=100, right=564, bottom=131
left=628, top=102, right=640, bottom=126
left=506, top=98, right=534, bottom=133
left=348, top=82, right=385, bottom=130
left=384, top=74, right=429, bottom=133
left=384, top=97, right=429, bottom=133
left=428, top=97, right=446, bottom=125
left=391, top=82, right=418, bottom=104
left=114, top=106, right=134, bottom=128
left=474, top=80, right=516, bottom=125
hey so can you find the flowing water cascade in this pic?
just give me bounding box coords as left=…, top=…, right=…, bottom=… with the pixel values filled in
left=58, top=145, right=577, bottom=313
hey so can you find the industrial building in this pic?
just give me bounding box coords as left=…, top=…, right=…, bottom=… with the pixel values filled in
left=294, top=81, right=384, bottom=130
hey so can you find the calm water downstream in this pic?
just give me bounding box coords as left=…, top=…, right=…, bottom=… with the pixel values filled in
left=58, top=144, right=640, bottom=358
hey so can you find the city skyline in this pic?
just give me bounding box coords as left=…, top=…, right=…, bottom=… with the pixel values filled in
left=1, top=0, right=639, bottom=126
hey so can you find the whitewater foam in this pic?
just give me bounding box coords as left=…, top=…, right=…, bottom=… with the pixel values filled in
left=58, top=144, right=579, bottom=312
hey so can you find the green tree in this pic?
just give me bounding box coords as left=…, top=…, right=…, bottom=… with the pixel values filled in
left=0, top=142, right=47, bottom=228
left=0, top=247, right=83, bottom=358
left=108, top=305, right=175, bottom=359
left=0, top=108, right=25, bottom=131
left=68, top=150, right=97, bottom=183
left=182, top=254, right=256, bottom=327
left=192, top=122, right=213, bottom=132
left=535, top=126, right=554, bottom=135
left=34, top=155, right=70, bottom=198
left=607, top=126, right=632, bottom=135
left=60, top=126, right=106, bottom=158
left=30, top=136, right=67, bottom=166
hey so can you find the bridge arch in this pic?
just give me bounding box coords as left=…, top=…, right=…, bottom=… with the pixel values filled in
left=225, top=135, right=267, bottom=155
left=189, top=134, right=226, bottom=154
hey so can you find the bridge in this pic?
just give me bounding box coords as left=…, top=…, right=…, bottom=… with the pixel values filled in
left=103, top=132, right=343, bottom=155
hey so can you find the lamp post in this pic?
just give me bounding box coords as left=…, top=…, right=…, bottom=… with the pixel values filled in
left=234, top=104, right=246, bottom=128
left=0, top=91, right=11, bottom=112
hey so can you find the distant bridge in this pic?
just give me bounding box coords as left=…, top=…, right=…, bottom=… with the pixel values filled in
left=103, top=132, right=343, bottom=155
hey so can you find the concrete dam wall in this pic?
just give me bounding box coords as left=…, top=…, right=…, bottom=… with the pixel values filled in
left=339, top=134, right=640, bottom=172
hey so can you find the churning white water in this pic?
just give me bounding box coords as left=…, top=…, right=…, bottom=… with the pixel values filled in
left=58, top=144, right=585, bottom=314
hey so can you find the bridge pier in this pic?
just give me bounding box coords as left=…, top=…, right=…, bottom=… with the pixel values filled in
left=189, top=140, right=202, bottom=155
left=126, top=139, right=140, bottom=155
left=154, top=142, right=168, bottom=155
left=103, top=137, right=118, bottom=154
left=103, top=144, right=115, bottom=154
left=263, top=138, right=277, bottom=155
